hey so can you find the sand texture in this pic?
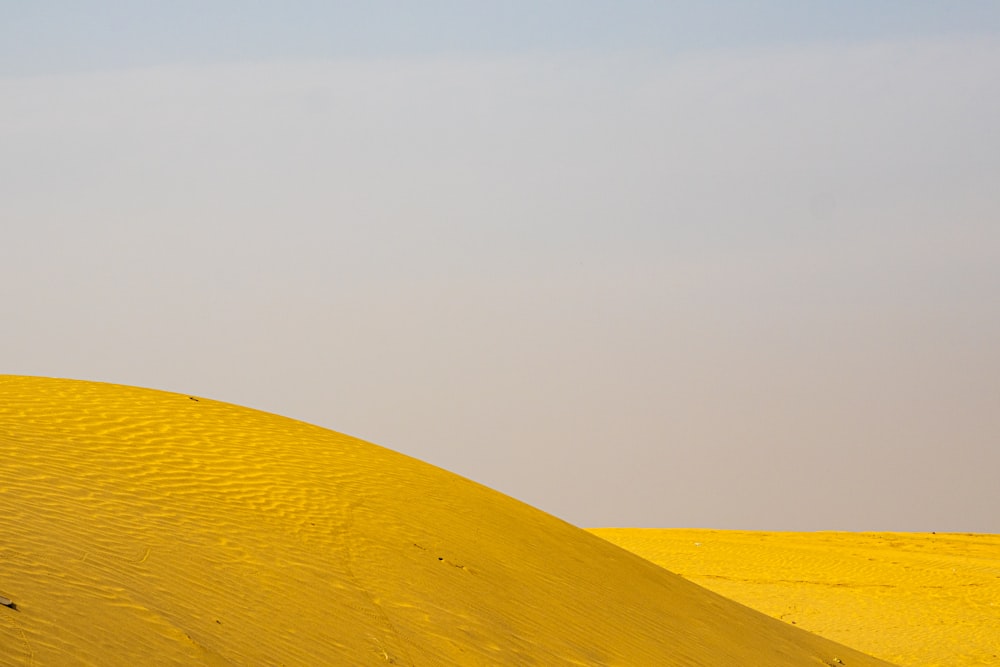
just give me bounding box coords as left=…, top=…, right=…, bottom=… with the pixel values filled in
left=591, top=529, right=1000, bottom=667
left=0, top=376, right=896, bottom=666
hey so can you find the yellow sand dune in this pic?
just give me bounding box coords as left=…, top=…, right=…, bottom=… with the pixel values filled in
left=591, top=529, right=1000, bottom=667
left=0, top=376, right=893, bottom=666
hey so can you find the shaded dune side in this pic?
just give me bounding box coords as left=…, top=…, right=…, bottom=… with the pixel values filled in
left=590, top=528, right=1000, bottom=667
left=0, top=376, right=893, bottom=666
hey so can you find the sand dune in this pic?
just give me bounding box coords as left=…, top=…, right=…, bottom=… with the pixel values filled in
left=0, top=376, right=895, bottom=666
left=591, top=529, right=1000, bottom=667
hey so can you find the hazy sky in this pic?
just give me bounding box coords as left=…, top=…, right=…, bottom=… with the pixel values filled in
left=3, top=2, right=999, bottom=531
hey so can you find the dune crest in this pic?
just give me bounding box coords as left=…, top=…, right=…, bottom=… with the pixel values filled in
left=0, top=376, right=893, bottom=665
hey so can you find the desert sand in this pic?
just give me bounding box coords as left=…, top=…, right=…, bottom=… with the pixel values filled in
left=0, top=376, right=896, bottom=665
left=591, top=529, right=1000, bottom=667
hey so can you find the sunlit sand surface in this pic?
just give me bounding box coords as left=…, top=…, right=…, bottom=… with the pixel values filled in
left=591, top=529, right=1000, bottom=667
left=0, top=376, right=895, bottom=666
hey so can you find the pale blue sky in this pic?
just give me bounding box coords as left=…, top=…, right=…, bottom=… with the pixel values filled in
left=3, top=3, right=999, bottom=531
left=4, top=1, right=1000, bottom=74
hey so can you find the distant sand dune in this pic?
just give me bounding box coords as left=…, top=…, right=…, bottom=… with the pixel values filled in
left=0, top=376, right=895, bottom=665
left=591, top=528, right=1000, bottom=667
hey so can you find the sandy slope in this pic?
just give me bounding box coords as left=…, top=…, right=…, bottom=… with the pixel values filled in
left=0, top=376, right=895, bottom=666
left=590, top=529, right=1000, bottom=667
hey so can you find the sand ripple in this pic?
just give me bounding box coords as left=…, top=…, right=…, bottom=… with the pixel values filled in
left=1, top=376, right=896, bottom=666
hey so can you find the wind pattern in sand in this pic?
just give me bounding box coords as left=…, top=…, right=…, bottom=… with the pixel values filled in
left=0, top=376, right=895, bottom=666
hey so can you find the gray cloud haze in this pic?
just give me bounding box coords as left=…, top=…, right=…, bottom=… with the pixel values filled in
left=3, top=34, right=999, bottom=530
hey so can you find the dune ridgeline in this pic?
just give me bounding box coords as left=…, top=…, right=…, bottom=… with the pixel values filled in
left=0, top=376, right=893, bottom=666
